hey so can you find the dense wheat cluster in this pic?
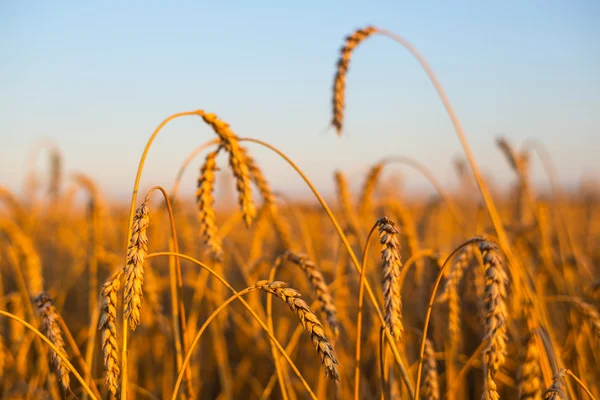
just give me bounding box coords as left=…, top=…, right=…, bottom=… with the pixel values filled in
left=0, top=25, right=599, bottom=400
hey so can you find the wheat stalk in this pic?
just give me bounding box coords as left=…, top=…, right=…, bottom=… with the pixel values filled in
left=377, top=217, right=403, bottom=340
left=35, top=292, right=70, bottom=391
left=197, top=110, right=256, bottom=226
left=284, top=251, right=340, bottom=337
left=479, top=240, right=509, bottom=400
left=99, top=274, right=121, bottom=396
left=124, top=200, right=149, bottom=331
left=254, top=280, right=340, bottom=381
left=331, top=26, right=377, bottom=135
left=196, top=146, right=224, bottom=259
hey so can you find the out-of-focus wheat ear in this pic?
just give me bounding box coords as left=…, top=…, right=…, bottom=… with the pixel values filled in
left=0, top=330, right=4, bottom=377
left=254, top=280, right=340, bottom=381
left=496, top=137, right=520, bottom=172
left=359, top=163, right=384, bottom=217
left=422, top=338, right=440, bottom=400
left=496, top=137, right=534, bottom=224
left=242, top=146, right=293, bottom=249
left=0, top=220, right=44, bottom=296
left=124, top=200, right=149, bottom=331
left=542, top=373, right=566, bottom=400
left=284, top=252, right=340, bottom=337
left=48, top=147, right=62, bottom=200
left=196, top=111, right=256, bottom=226
left=99, top=274, right=121, bottom=396
left=195, top=147, right=224, bottom=260
left=334, top=170, right=354, bottom=221
left=331, top=26, right=378, bottom=135
left=570, top=297, right=600, bottom=340
left=443, top=245, right=474, bottom=348
left=478, top=240, right=509, bottom=400
left=517, top=305, right=543, bottom=400
left=35, top=292, right=70, bottom=391
left=377, top=217, right=403, bottom=341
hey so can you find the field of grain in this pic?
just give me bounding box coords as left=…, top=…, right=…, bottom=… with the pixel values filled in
left=0, top=26, right=598, bottom=400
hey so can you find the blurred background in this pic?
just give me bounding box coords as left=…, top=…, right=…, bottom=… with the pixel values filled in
left=1, top=1, right=599, bottom=200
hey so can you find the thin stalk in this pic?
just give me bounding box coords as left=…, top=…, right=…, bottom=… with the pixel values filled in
left=354, top=223, right=379, bottom=400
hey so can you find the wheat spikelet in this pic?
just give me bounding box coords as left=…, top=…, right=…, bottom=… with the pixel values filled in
left=35, top=292, right=70, bottom=391
left=479, top=240, right=509, bottom=400
left=124, top=200, right=149, bottom=331
left=196, top=147, right=224, bottom=259
left=197, top=110, right=256, bottom=226
left=284, top=251, right=340, bottom=337
left=99, top=275, right=121, bottom=396
left=422, top=338, right=440, bottom=400
left=254, top=280, right=340, bottom=381
left=443, top=245, right=474, bottom=348
left=331, top=26, right=377, bottom=135
left=359, top=163, right=383, bottom=217
left=377, top=217, right=403, bottom=340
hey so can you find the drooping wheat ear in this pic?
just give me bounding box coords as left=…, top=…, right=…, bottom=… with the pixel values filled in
left=124, top=200, right=149, bottom=331
left=359, top=163, right=384, bottom=217
left=242, top=146, right=293, bottom=249
left=197, top=110, right=256, bottom=226
left=377, top=217, right=403, bottom=340
left=569, top=297, right=600, bottom=340
left=542, top=373, right=566, bottom=400
left=422, top=338, right=440, bottom=400
left=517, top=305, right=542, bottom=400
left=99, top=274, right=121, bottom=396
left=0, top=220, right=44, bottom=296
left=254, top=280, right=340, bottom=381
left=196, top=146, right=224, bottom=260
left=284, top=251, right=340, bottom=337
left=331, top=26, right=378, bottom=135
left=443, top=245, right=474, bottom=348
left=49, top=147, right=62, bottom=199
left=479, top=240, right=509, bottom=400
left=35, top=292, right=70, bottom=391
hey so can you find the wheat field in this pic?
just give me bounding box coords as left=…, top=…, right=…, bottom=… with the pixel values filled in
left=0, top=26, right=598, bottom=400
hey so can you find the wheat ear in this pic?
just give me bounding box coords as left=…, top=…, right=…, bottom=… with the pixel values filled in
left=377, top=217, right=403, bottom=340
left=124, top=200, right=149, bottom=330
left=542, top=373, right=566, bottom=400
left=35, top=293, right=70, bottom=391
left=99, top=273, right=121, bottom=396
left=422, top=338, right=440, bottom=400
left=331, top=26, right=377, bottom=134
left=196, top=146, right=224, bottom=259
left=517, top=306, right=542, bottom=400
left=284, top=251, right=340, bottom=337
left=359, top=163, right=383, bottom=217
left=254, top=280, right=340, bottom=381
left=443, top=245, right=474, bottom=348
left=197, top=110, right=256, bottom=226
left=479, top=240, right=509, bottom=400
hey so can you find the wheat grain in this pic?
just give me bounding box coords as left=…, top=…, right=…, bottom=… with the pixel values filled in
left=254, top=280, right=340, bottom=381
left=377, top=217, right=403, bottom=340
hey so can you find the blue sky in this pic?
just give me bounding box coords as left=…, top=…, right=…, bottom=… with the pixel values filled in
left=1, top=1, right=599, bottom=200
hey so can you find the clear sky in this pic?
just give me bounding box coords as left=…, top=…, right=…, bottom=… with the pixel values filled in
left=1, top=1, right=599, bottom=201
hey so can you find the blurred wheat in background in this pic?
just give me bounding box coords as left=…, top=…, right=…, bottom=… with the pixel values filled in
left=0, top=24, right=599, bottom=400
